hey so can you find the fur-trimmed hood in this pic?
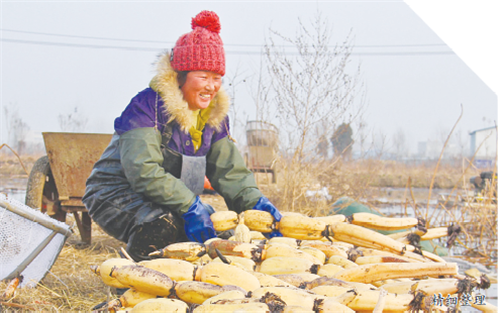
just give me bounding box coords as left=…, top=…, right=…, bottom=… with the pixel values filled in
left=149, top=52, right=230, bottom=133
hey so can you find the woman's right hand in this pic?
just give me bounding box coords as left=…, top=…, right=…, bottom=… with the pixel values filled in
left=182, top=196, right=217, bottom=242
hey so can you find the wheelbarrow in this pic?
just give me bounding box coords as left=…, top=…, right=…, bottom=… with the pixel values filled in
left=25, top=132, right=112, bottom=244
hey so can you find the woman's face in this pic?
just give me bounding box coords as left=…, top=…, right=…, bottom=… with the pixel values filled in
left=181, top=71, right=222, bottom=111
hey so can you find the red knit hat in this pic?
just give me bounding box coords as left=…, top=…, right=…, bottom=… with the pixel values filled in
left=171, top=11, right=225, bottom=76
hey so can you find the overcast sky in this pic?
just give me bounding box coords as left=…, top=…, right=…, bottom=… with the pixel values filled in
left=1, top=0, right=497, bottom=155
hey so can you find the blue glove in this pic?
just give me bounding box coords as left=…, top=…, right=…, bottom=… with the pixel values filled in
left=182, top=196, right=217, bottom=243
left=253, top=197, right=283, bottom=237
left=253, top=197, right=282, bottom=221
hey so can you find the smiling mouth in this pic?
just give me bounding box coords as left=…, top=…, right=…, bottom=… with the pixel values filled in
left=200, top=93, right=211, bottom=100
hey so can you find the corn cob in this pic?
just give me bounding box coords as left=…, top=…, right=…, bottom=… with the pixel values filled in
left=90, top=258, right=135, bottom=289
left=1, top=276, right=22, bottom=300
left=349, top=212, right=418, bottom=231
left=206, top=239, right=263, bottom=262
left=107, top=289, right=156, bottom=311
left=283, top=306, right=315, bottom=313
left=334, top=289, right=421, bottom=312
left=148, top=241, right=206, bottom=261
left=333, top=262, right=458, bottom=284
left=210, top=211, right=239, bottom=231
left=197, top=262, right=260, bottom=292
left=110, top=264, right=174, bottom=297
left=130, top=298, right=188, bottom=312
left=254, top=273, right=294, bottom=287
left=138, top=258, right=197, bottom=281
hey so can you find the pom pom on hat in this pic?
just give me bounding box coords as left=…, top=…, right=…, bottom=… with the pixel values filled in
left=191, top=10, right=221, bottom=34
left=171, top=10, right=225, bottom=76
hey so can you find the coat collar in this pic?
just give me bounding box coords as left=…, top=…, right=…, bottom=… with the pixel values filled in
left=149, top=52, right=230, bottom=133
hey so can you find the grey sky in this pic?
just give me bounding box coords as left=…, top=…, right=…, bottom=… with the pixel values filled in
left=1, top=0, right=497, bottom=155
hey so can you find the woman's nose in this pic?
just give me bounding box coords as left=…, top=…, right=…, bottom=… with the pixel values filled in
left=205, top=80, right=215, bottom=91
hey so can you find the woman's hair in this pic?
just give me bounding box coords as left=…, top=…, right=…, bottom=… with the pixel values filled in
left=176, top=71, right=189, bottom=89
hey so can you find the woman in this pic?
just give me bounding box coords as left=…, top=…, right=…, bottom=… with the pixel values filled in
left=83, top=10, right=281, bottom=262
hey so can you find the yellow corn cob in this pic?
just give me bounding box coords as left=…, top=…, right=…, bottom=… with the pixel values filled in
left=300, top=240, right=348, bottom=259
left=107, top=289, right=156, bottom=311
left=243, top=210, right=275, bottom=233
left=202, top=290, right=248, bottom=305
left=279, top=215, right=327, bottom=240
left=293, top=272, right=321, bottom=282
left=263, top=244, right=322, bottom=264
left=258, top=256, right=316, bottom=276
left=298, top=246, right=326, bottom=264
left=329, top=223, right=411, bottom=254
left=206, top=239, right=264, bottom=262
left=191, top=253, right=212, bottom=267
left=336, top=289, right=432, bottom=312
left=210, top=211, right=239, bottom=231
left=130, top=298, right=188, bottom=312
left=138, top=258, right=197, bottom=281
left=212, top=255, right=256, bottom=271
left=148, top=241, right=206, bottom=261
left=174, top=281, right=242, bottom=305
left=349, top=212, right=418, bottom=231
left=193, top=302, right=270, bottom=313
left=326, top=256, right=358, bottom=269
left=317, top=264, right=345, bottom=277
left=110, top=264, right=174, bottom=297
left=333, top=262, right=458, bottom=284
left=90, top=258, right=135, bottom=289
left=234, top=223, right=252, bottom=243
left=197, top=262, right=260, bottom=292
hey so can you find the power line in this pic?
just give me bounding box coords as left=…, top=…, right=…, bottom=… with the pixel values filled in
left=0, top=28, right=449, bottom=49
left=0, top=38, right=455, bottom=56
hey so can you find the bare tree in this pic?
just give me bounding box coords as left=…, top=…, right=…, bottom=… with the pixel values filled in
left=259, top=11, right=364, bottom=210
left=58, top=106, right=88, bottom=132
left=3, top=104, right=30, bottom=155
left=264, top=12, right=362, bottom=160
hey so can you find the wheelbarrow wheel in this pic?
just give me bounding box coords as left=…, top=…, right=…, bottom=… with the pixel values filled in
left=25, top=156, right=67, bottom=222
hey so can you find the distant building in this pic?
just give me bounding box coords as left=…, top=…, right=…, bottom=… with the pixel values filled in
left=469, top=126, right=497, bottom=168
